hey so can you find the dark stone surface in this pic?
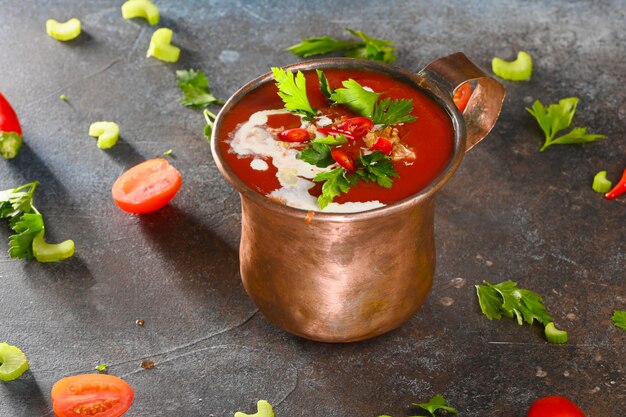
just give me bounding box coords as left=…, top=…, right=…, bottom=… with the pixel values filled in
left=0, top=1, right=624, bottom=416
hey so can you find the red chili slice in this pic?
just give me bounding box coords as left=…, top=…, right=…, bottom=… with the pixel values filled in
left=337, top=117, right=374, bottom=139
left=277, top=128, right=310, bottom=143
left=370, top=137, right=393, bottom=155
left=453, top=82, right=472, bottom=113
left=331, top=149, right=355, bottom=171
left=316, top=127, right=356, bottom=141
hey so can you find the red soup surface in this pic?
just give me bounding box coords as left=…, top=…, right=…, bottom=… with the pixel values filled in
left=218, top=68, right=454, bottom=209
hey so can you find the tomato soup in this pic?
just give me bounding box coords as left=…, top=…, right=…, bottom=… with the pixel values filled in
left=218, top=68, right=454, bottom=212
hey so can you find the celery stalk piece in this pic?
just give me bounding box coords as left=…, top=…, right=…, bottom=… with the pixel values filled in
left=88, top=121, right=120, bottom=149
left=46, top=18, right=81, bottom=41
left=544, top=322, right=568, bottom=344
left=0, top=131, right=23, bottom=159
left=0, top=342, right=29, bottom=382
left=234, top=400, right=274, bottom=417
left=492, top=51, right=532, bottom=81
left=592, top=170, right=612, bottom=193
left=32, top=230, right=75, bottom=263
left=121, top=0, right=160, bottom=26
left=147, top=28, right=180, bottom=62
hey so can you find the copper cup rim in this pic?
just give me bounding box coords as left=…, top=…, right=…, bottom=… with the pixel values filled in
left=210, top=57, right=466, bottom=222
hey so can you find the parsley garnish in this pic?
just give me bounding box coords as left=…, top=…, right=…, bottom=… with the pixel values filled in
left=328, top=78, right=415, bottom=125
left=612, top=310, right=626, bottom=331
left=330, top=79, right=380, bottom=118
left=355, top=151, right=399, bottom=188
left=476, top=280, right=552, bottom=325
left=297, top=135, right=348, bottom=168
left=271, top=67, right=316, bottom=120
left=372, top=98, right=416, bottom=125
left=313, top=168, right=353, bottom=209
left=310, top=150, right=398, bottom=209
left=526, top=97, right=605, bottom=152
left=411, top=394, right=458, bottom=417
left=316, top=69, right=332, bottom=99
left=287, top=28, right=397, bottom=64
left=176, top=69, right=223, bottom=109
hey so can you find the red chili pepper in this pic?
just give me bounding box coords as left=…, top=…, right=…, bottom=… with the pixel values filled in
left=277, top=128, right=310, bottom=143
left=605, top=167, right=626, bottom=200
left=336, top=117, right=374, bottom=139
left=0, top=93, right=22, bottom=135
left=316, top=127, right=356, bottom=141
left=331, top=149, right=355, bottom=171
left=0, top=92, right=23, bottom=159
left=370, top=137, right=393, bottom=155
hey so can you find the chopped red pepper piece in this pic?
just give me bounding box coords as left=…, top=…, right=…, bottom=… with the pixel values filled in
left=605, top=167, right=626, bottom=200
left=277, top=128, right=311, bottom=143
left=370, top=137, right=393, bottom=155
left=317, top=127, right=355, bottom=141
left=0, top=92, right=23, bottom=159
left=337, top=117, right=374, bottom=139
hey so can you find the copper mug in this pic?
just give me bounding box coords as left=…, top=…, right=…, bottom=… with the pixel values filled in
left=211, top=53, right=504, bottom=342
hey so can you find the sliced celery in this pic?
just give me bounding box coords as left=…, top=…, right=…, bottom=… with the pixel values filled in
left=0, top=131, right=23, bottom=159
left=147, top=28, right=180, bottom=62
left=46, top=18, right=81, bottom=41
left=544, top=322, right=568, bottom=344
left=32, top=230, right=75, bottom=263
left=492, top=51, right=532, bottom=81
left=121, top=0, right=160, bottom=26
left=592, top=171, right=612, bottom=193
left=235, top=400, right=274, bottom=417
left=0, top=342, right=29, bottom=382
left=88, top=121, right=120, bottom=149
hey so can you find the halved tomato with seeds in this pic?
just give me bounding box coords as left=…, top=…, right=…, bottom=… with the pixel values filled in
left=51, top=374, right=134, bottom=417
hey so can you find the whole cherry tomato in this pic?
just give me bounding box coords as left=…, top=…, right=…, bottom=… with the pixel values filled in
left=336, top=117, right=374, bottom=139
left=527, top=396, right=585, bottom=417
left=331, top=149, right=355, bottom=171
left=278, top=128, right=310, bottom=142
left=453, top=82, right=472, bottom=112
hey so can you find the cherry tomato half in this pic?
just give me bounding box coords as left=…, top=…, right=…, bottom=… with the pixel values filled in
left=453, top=82, right=472, bottom=113
left=528, top=396, right=585, bottom=417
left=51, top=374, right=134, bottom=417
left=337, top=117, right=374, bottom=139
left=277, top=128, right=310, bottom=142
left=112, top=158, right=182, bottom=214
left=370, top=137, right=393, bottom=155
left=331, top=149, right=355, bottom=171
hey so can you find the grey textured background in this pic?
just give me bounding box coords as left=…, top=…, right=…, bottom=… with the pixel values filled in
left=0, top=1, right=625, bottom=416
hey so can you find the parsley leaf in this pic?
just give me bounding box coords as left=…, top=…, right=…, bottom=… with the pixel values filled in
left=526, top=97, right=605, bottom=152
left=612, top=310, right=626, bottom=331
left=176, top=69, right=223, bottom=109
left=372, top=97, right=416, bottom=125
left=328, top=79, right=415, bottom=126
left=286, top=36, right=361, bottom=57
left=286, top=28, right=397, bottom=64
left=355, top=151, right=399, bottom=188
left=344, top=28, right=397, bottom=64
left=316, top=69, right=332, bottom=98
left=0, top=182, right=73, bottom=262
left=476, top=280, right=553, bottom=326
left=272, top=67, right=316, bottom=120
left=410, top=394, right=458, bottom=417
left=297, top=135, right=348, bottom=168
left=330, top=79, right=380, bottom=118
left=313, top=168, right=353, bottom=209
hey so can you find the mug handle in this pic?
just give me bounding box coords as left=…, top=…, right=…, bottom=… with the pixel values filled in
left=419, top=52, right=505, bottom=152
